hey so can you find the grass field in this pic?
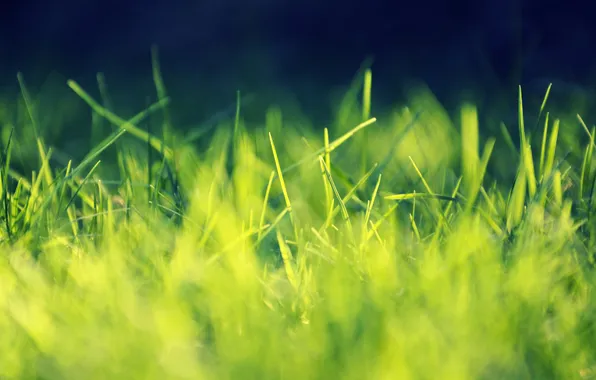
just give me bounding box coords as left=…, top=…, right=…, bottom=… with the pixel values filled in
left=1, top=51, right=596, bottom=379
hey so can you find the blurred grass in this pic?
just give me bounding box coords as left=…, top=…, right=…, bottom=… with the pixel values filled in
left=0, top=51, right=595, bottom=379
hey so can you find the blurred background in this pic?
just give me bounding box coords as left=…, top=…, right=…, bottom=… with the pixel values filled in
left=0, top=0, right=595, bottom=146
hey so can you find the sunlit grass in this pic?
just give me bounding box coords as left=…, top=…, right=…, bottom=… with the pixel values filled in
left=0, top=52, right=595, bottom=379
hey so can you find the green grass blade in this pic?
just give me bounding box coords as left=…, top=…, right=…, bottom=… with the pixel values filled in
left=465, top=138, right=496, bottom=211
left=282, top=118, right=377, bottom=174
left=17, top=73, right=54, bottom=187
left=63, top=160, right=102, bottom=214
left=67, top=80, right=174, bottom=160
left=150, top=45, right=173, bottom=136
left=500, top=122, right=518, bottom=156
left=524, top=142, right=537, bottom=198
left=269, top=133, right=296, bottom=240
left=544, top=119, right=560, bottom=179
left=258, top=171, right=276, bottom=243
left=538, top=112, right=550, bottom=181
left=529, top=82, right=552, bottom=139
left=506, top=164, right=527, bottom=233
left=1, top=127, right=14, bottom=239
left=580, top=127, right=595, bottom=200
left=518, top=85, right=526, bottom=147
left=461, top=104, right=479, bottom=199
left=323, top=162, right=378, bottom=229
left=319, top=156, right=353, bottom=235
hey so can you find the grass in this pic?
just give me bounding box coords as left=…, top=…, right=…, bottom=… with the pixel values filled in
left=1, top=52, right=596, bottom=379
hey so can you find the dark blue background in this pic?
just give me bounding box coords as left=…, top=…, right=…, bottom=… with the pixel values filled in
left=1, top=0, right=594, bottom=125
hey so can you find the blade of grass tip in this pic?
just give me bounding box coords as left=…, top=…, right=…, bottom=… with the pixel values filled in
left=577, top=114, right=595, bottom=150
left=362, top=68, right=372, bottom=122
left=350, top=56, right=375, bottom=94
left=518, top=85, right=527, bottom=147
left=269, top=133, right=297, bottom=240
left=281, top=117, right=377, bottom=174
left=258, top=171, right=276, bottom=243
left=17, top=73, right=53, bottom=187
left=544, top=119, right=560, bottom=179
left=336, top=57, right=374, bottom=127
left=67, top=80, right=174, bottom=161
left=500, top=122, right=519, bottom=156
left=538, top=112, right=550, bottom=181
left=529, top=82, right=552, bottom=139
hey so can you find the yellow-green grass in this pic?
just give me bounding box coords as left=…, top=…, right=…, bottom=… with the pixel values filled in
left=0, top=53, right=595, bottom=379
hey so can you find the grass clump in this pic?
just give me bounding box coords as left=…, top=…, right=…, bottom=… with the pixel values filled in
left=0, top=54, right=596, bottom=379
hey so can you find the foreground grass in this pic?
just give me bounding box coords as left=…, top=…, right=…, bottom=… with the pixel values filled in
left=1, top=57, right=596, bottom=379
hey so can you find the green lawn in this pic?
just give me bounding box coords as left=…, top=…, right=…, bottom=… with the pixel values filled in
left=0, top=54, right=595, bottom=379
